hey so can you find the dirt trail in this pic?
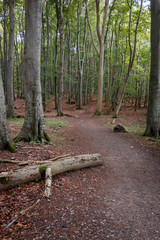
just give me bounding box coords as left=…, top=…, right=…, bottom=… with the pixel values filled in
left=1, top=103, right=160, bottom=240
left=64, top=110, right=160, bottom=240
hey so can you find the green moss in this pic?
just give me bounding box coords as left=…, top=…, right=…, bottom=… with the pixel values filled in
left=7, top=142, right=17, bottom=153
left=39, top=166, right=47, bottom=179
left=45, top=120, right=69, bottom=127
left=13, top=136, right=21, bottom=143
left=0, top=177, right=10, bottom=184
left=43, top=132, right=51, bottom=142
left=94, top=112, right=102, bottom=116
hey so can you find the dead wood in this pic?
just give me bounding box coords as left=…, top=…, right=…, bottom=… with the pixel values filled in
left=0, top=159, right=20, bottom=164
left=0, top=154, right=102, bottom=191
left=44, top=168, right=52, bottom=197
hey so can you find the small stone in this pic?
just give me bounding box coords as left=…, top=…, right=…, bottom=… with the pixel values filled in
left=114, top=124, right=128, bottom=133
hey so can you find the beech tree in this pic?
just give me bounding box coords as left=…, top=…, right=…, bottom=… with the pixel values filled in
left=0, top=63, right=16, bottom=152
left=77, top=1, right=87, bottom=109
left=114, top=0, right=143, bottom=117
left=7, top=0, right=15, bottom=118
left=87, top=0, right=109, bottom=115
left=15, top=0, right=50, bottom=142
left=145, top=0, right=160, bottom=137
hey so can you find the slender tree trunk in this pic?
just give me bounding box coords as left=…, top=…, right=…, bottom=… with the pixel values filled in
left=87, top=0, right=109, bottom=115
left=77, top=2, right=87, bottom=110
left=7, top=0, right=15, bottom=118
left=114, top=0, right=143, bottom=117
left=16, top=0, right=49, bottom=142
left=67, top=27, right=72, bottom=104
left=56, top=0, right=64, bottom=116
left=145, top=0, right=160, bottom=137
left=77, top=1, right=82, bottom=109
left=42, top=10, right=46, bottom=111
left=3, top=0, right=8, bottom=98
left=95, top=41, right=105, bottom=114
left=54, top=21, right=59, bottom=109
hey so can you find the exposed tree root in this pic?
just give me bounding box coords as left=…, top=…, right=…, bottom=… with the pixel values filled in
left=6, top=142, right=17, bottom=153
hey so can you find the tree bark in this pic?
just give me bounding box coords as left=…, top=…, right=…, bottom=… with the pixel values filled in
left=0, top=154, right=102, bottom=191
left=7, top=0, right=15, bottom=118
left=44, top=167, right=52, bottom=197
left=16, top=0, right=49, bottom=142
left=87, top=0, right=109, bottom=115
left=144, top=0, right=160, bottom=137
left=0, top=64, right=10, bottom=149
left=56, top=0, right=64, bottom=116
left=3, top=0, right=8, bottom=98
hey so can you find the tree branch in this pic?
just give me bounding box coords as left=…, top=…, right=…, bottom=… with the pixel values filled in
left=96, top=0, right=101, bottom=43
left=102, top=0, right=109, bottom=37
left=86, top=0, right=100, bottom=57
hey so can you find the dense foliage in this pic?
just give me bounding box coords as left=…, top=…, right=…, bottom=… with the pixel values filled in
left=0, top=0, right=150, bottom=114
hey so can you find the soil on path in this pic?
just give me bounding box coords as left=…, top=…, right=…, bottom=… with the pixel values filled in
left=0, top=100, right=160, bottom=240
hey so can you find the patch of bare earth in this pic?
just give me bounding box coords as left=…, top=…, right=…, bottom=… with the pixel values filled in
left=0, top=98, right=160, bottom=239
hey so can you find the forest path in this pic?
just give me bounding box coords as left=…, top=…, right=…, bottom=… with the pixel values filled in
left=59, top=107, right=160, bottom=239
left=1, top=102, right=160, bottom=240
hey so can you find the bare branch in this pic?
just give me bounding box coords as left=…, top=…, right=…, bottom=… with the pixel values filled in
left=96, top=0, right=101, bottom=43
left=102, top=0, right=109, bottom=37
left=86, top=0, right=100, bottom=57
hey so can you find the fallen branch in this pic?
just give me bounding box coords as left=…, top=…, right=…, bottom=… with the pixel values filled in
left=0, top=154, right=102, bottom=191
left=0, top=159, right=20, bottom=164
left=44, top=168, right=52, bottom=197
left=4, top=199, right=40, bottom=229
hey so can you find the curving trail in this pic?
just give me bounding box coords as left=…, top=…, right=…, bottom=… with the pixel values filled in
left=5, top=104, right=160, bottom=240
left=59, top=108, right=160, bottom=239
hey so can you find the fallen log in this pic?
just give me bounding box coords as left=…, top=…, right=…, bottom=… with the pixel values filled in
left=0, top=154, right=102, bottom=191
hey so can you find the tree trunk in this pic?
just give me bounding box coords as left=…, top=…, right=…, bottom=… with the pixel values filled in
left=56, top=0, right=64, bottom=116
left=3, top=0, right=8, bottom=98
left=114, top=0, right=143, bottom=117
left=16, top=0, right=49, bottom=142
left=54, top=21, right=59, bottom=109
left=7, top=0, right=15, bottom=118
left=0, top=64, right=10, bottom=149
left=0, top=154, right=102, bottom=191
left=87, top=0, right=109, bottom=115
left=95, top=42, right=105, bottom=115
left=144, top=0, right=160, bottom=137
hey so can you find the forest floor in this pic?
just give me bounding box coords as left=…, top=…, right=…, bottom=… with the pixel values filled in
left=0, top=98, right=160, bottom=240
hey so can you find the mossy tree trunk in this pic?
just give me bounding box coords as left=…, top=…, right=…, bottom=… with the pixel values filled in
left=17, top=0, right=49, bottom=142
left=0, top=64, right=16, bottom=152
left=0, top=64, right=10, bottom=149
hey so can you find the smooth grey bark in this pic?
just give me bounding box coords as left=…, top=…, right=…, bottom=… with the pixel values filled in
left=17, top=0, right=48, bottom=142
left=54, top=21, right=59, bottom=109
left=7, top=0, right=15, bottom=118
left=42, top=9, right=46, bottom=111
left=56, top=0, right=64, bottom=116
left=77, top=1, right=87, bottom=109
left=67, top=24, right=72, bottom=104
left=145, top=0, right=160, bottom=137
left=3, top=0, right=8, bottom=97
left=87, top=0, right=109, bottom=115
left=0, top=63, right=10, bottom=149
